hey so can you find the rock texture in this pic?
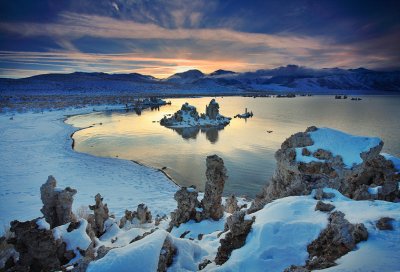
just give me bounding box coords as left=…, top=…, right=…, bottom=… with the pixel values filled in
left=225, top=195, right=239, bottom=214
left=40, top=176, right=76, bottom=228
left=376, top=217, right=394, bottom=230
left=289, top=211, right=368, bottom=270
left=202, top=155, right=227, bottom=220
left=157, top=236, right=175, bottom=272
left=137, top=203, right=152, bottom=224
left=315, top=201, right=335, bottom=212
left=120, top=204, right=153, bottom=227
left=169, top=186, right=200, bottom=229
left=40, top=175, right=77, bottom=228
left=89, top=193, right=109, bottom=237
left=215, top=211, right=255, bottom=265
left=7, top=219, right=74, bottom=271
left=205, top=99, right=220, bottom=120
left=250, top=127, right=400, bottom=212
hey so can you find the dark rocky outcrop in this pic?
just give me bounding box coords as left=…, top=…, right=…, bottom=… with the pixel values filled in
left=250, top=127, right=400, bottom=213
left=215, top=211, right=255, bottom=265
left=89, top=193, right=109, bottom=237
left=137, top=203, right=152, bottom=224
left=202, top=155, right=227, bottom=220
left=40, top=175, right=77, bottom=228
left=169, top=186, right=201, bottom=229
left=157, top=236, right=175, bottom=272
left=225, top=195, right=239, bottom=214
left=7, top=219, right=74, bottom=271
left=289, top=211, right=368, bottom=270
left=376, top=217, right=394, bottom=230
left=205, top=99, right=220, bottom=120
left=315, top=201, right=335, bottom=212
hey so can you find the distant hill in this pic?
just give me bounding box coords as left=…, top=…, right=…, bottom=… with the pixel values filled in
left=1, top=65, right=399, bottom=95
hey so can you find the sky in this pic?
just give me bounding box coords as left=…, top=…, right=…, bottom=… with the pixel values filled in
left=0, top=0, right=399, bottom=78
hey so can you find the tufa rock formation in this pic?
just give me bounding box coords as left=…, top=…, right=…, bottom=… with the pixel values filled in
left=89, top=193, right=109, bottom=237
left=289, top=211, right=368, bottom=270
left=40, top=175, right=77, bottom=228
left=169, top=186, right=201, bottom=229
left=137, top=203, right=152, bottom=224
left=205, top=99, right=220, bottom=120
left=120, top=204, right=153, bottom=227
left=250, top=126, right=400, bottom=212
left=202, top=155, right=227, bottom=220
left=7, top=219, right=74, bottom=271
left=315, top=201, right=335, bottom=212
left=215, top=210, right=255, bottom=265
left=225, top=195, right=239, bottom=214
left=157, top=236, right=176, bottom=272
left=376, top=217, right=394, bottom=230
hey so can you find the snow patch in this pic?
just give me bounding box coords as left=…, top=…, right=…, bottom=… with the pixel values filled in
left=296, top=127, right=381, bottom=168
left=36, top=217, right=50, bottom=230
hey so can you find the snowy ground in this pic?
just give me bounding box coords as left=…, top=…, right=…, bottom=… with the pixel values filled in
left=81, top=189, right=400, bottom=272
left=0, top=106, right=178, bottom=231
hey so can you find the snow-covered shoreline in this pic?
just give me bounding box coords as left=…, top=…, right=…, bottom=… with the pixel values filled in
left=0, top=106, right=178, bottom=231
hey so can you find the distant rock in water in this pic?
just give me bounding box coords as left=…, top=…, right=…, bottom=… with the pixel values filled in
left=250, top=126, right=400, bottom=212
left=160, top=99, right=231, bottom=128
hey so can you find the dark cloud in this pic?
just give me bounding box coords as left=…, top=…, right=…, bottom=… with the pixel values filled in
left=0, top=0, right=399, bottom=78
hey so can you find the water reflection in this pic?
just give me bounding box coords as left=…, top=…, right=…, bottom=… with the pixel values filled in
left=66, top=96, right=400, bottom=198
left=171, top=126, right=223, bottom=143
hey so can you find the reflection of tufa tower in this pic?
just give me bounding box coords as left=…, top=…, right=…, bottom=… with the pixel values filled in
left=205, top=99, right=220, bottom=120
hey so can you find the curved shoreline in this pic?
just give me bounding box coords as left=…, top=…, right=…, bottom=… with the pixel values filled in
left=64, top=112, right=181, bottom=189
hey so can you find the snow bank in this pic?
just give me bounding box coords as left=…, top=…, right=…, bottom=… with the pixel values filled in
left=295, top=127, right=382, bottom=167
left=212, top=195, right=328, bottom=271
left=36, top=217, right=50, bottom=230
left=0, top=107, right=178, bottom=229
left=87, top=229, right=168, bottom=272
left=171, top=217, right=226, bottom=240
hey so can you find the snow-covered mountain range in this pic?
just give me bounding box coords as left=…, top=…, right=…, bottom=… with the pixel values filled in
left=1, top=65, right=399, bottom=94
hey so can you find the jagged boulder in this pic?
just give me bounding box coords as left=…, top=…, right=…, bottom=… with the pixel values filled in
left=202, top=155, right=227, bottom=220
left=89, top=193, right=109, bottom=236
left=250, top=127, right=400, bottom=212
left=315, top=201, right=335, bottom=212
left=215, top=211, right=255, bottom=265
left=137, top=203, right=152, bottom=224
left=157, top=236, right=175, bottom=272
left=169, top=186, right=200, bottom=229
left=376, top=217, right=394, bottom=230
left=7, top=218, right=74, bottom=271
left=40, top=175, right=77, bottom=228
left=225, top=195, right=239, bottom=214
left=295, top=211, right=368, bottom=270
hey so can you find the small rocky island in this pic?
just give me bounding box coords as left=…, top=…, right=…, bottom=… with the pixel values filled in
left=160, top=99, right=231, bottom=128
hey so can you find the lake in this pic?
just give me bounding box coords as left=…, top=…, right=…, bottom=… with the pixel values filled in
left=66, top=96, right=400, bottom=198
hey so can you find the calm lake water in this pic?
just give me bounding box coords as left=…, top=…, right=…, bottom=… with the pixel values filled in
left=66, top=96, right=400, bottom=198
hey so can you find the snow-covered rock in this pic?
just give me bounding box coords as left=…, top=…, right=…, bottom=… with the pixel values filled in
left=86, top=229, right=169, bottom=272
left=160, top=99, right=230, bottom=128
left=251, top=126, right=400, bottom=212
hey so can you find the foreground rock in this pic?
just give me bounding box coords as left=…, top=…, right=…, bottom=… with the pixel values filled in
left=169, top=186, right=201, bottom=229
left=119, top=203, right=153, bottom=227
left=170, top=155, right=228, bottom=229
left=89, top=193, right=109, bottom=237
left=160, top=99, right=231, bottom=128
left=287, top=211, right=368, bottom=270
left=7, top=219, right=74, bottom=271
left=251, top=127, right=400, bottom=212
left=40, top=175, right=77, bottom=228
left=202, top=155, right=227, bottom=220
left=215, top=210, right=255, bottom=265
